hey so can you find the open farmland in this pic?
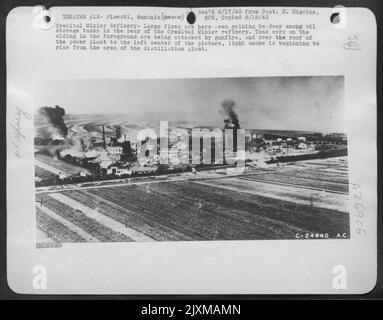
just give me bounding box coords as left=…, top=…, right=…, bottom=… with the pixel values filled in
left=241, top=164, right=349, bottom=193
left=36, top=207, right=87, bottom=243
left=36, top=157, right=350, bottom=243
left=36, top=194, right=133, bottom=242
left=240, top=157, right=349, bottom=193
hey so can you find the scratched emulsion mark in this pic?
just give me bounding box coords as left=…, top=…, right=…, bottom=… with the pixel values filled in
left=10, top=107, right=32, bottom=158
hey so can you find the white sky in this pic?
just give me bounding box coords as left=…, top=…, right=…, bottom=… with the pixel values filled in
left=34, top=76, right=345, bottom=132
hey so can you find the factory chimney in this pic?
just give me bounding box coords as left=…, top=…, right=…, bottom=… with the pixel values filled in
left=97, top=124, right=106, bottom=148
left=115, top=126, right=121, bottom=140
left=102, top=125, right=106, bottom=148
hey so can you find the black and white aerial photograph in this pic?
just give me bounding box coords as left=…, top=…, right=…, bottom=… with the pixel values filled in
left=33, top=76, right=349, bottom=244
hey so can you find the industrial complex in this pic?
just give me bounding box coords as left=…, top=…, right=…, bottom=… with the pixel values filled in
left=34, top=106, right=347, bottom=187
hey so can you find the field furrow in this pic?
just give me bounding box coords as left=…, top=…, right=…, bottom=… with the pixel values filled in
left=37, top=195, right=132, bottom=242
left=63, top=190, right=192, bottom=241
left=36, top=207, right=86, bottom=243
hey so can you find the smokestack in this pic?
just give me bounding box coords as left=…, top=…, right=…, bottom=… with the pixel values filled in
left=102, top=125, right=106, bottom=148
left=115, top=126, right=121, bottom=139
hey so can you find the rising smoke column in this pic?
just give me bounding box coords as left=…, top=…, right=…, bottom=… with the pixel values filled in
left=38, top=105, right=68, bottom=139
left=221, top=98, right=240, bottom=129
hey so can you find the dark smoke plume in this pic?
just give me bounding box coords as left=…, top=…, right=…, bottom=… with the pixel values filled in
left=38, top=105, right=68, bottom=139
left=221, top=99, right=240, bottom=129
